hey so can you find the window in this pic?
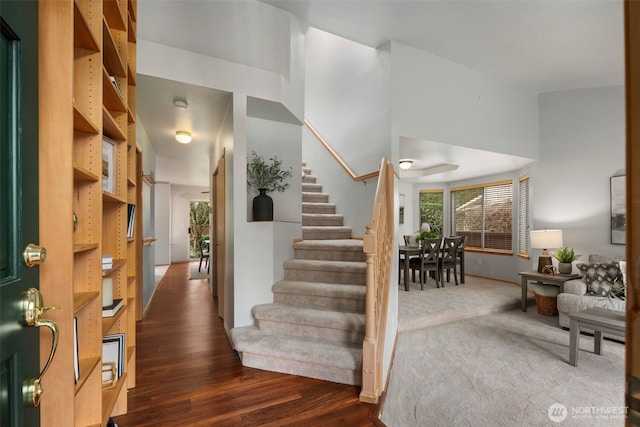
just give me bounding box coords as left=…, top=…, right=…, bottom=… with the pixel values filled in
left=419, top=190, right=444, bottom=236
left=450, top=180, right=513, bottom=252
left=517, top=175, right=530, bottom=256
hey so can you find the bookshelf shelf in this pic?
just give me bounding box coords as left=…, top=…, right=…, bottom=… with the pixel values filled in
left=40, top=1, right=139, bottom=425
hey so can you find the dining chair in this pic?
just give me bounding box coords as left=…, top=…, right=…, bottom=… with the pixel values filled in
left=454, top=235, right=466, bottom=283
left=199, top=239, right=210, bottom=273
left=409, top=238, right=442, bottom=289
left=440, top=237, right=462, bottom=286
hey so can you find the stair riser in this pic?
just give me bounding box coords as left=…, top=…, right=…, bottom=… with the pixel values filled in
left=302, top=203, right=336, bottom=214
left=284, top=269, right=366, bottom=285
left=273, top=293, right=365, bottom=313
left=302, top=216, right=344, bottom=226
left=294, top=248, right=366, bottom=262
left=303, top=229, right=352, bottom=240
left=302, top=175, right=317, bottom=184
left=302, top=167, right=312, bottom=175
left=302, top=184, right=323, bottom=193
left=256, top=319, right=364, bottom=345
left=302, top=193, right=329, bottom=203
left=239, top=352, right=361, bottom=386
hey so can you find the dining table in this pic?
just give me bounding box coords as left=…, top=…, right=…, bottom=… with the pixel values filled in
left=398, top=242, right=465, bottom=291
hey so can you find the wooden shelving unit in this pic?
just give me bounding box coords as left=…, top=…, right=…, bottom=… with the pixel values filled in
left=39, top=1, right=139, bottom=425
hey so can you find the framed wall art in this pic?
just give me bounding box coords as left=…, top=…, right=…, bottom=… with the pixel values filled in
left=399, top=193, right=405, bottom=225
left=102, top=138, right=116, bottom=195
left=610, top=174, right=626, bottom=245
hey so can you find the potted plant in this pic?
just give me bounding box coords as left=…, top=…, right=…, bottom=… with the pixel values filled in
left=246, top=150, right=293, bottom=221
left=415, top=231, right=439, bottom=247
left=552, top=247, right=581, bottom=274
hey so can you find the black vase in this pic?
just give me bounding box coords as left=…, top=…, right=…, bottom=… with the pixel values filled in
left=253, top=189, right=273, bottom=221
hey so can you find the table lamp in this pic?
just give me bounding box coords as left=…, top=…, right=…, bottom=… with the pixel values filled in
left=530, top=229, right=563, bottom=273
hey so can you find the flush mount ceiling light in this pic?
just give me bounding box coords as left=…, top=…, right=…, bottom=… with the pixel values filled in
left=173, top=98, right=188, bottom=109
left=399, top=159, right=413, bottom=170
left=175, top=131, right=192, bottom=144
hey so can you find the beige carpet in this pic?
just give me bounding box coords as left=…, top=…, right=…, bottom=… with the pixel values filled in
left=381, top=275, right=626, bottom=427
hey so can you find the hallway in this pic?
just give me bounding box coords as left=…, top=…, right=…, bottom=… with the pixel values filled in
left=112, top=262, right=381, bottom=426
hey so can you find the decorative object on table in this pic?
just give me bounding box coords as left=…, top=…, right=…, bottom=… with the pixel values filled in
left=551, top=247, right=581, bottom=274
left=530, top=229, right=563, bottom=273
left=246, top=150, right=293, bottom=221
left=416, top=230, right=439, bottom=246
left=610, top=173, right=626, bottom=245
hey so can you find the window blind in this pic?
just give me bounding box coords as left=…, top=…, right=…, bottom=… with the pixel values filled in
left=450, top=180, right=513, bottom=251
left=518, top=175, right=530, bottom=256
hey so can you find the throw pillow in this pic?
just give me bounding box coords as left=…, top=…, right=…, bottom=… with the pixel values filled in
left=576, top=261, right=624, bottom=298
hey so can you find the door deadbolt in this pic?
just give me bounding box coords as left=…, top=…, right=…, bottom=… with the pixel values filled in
left=23, top=243, right=47, bottom=267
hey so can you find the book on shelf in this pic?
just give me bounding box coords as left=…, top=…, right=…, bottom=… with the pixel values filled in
left=102, top=298, right=123, bottom=317
left=73, top=317, right=80, bottom=383
left=109, top=75, right=123, bottom=99
left=102, top=253, right=113, bottom=270
left=127, top=204, right=136, bottom=238
left=102, top=333, right=125, bottom=382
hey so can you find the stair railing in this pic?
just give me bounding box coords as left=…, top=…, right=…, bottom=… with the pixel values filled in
left=360, top=157, right=394, bottom=404
left=304, top=119, right=379, bottom=182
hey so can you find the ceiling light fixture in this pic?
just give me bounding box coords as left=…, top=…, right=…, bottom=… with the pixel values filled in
left=175, top=131, right=192, bottom=144
left=173, top=99, right=188, bottom=109
left=399, top=159, right=413, bottom=170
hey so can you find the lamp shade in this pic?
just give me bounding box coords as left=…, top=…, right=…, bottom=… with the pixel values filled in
left=530, top=229, right=563, bottom=249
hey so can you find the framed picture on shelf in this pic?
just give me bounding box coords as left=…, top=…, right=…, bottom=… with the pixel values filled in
left=102, top=137, right=116, bottom=194
left=610, top=174, right=626, bottom=245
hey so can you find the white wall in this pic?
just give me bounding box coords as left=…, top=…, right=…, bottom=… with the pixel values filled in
left=246, top=117, right=302, bottom=222
left=154, top=184, right=171, bottom=265
left=303, top=27, right=391, bottom=236
left=136, top=116, right=159, bottom=309
left=535, top=85, right=626, bottom=260
left=390, top=42, right=539, bottom=160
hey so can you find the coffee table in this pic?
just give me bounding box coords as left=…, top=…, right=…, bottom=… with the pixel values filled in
left=518, top=271, right=581, bottom=311
left=568, top=307, right=625, bottom=367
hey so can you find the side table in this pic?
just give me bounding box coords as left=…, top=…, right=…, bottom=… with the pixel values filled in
left=518, top=271, right=581, bottom=312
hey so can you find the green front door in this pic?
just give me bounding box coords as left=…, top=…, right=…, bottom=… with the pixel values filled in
left=1, top=1, right=41, bottom=425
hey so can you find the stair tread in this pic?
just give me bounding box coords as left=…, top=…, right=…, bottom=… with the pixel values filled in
left=273, top=280, right=366, bottom=297
left=294, top=239, right=363, bottom=251
left=284, top=258, right=366, bottom=271
left=302, top=213, right=343, bottom=218
left=302, top=226, right=352, bottom=231
left=231, top=325, right=362, bottom=370
left=253, top=303, right=365, bottom=327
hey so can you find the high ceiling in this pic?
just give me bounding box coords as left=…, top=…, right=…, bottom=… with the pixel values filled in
left=137, top=0, right=624, bottom=186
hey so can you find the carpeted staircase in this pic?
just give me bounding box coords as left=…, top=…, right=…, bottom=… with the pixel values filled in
left=230, top=163, right=366, bottom=385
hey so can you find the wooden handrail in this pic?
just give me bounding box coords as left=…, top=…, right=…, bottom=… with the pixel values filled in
left=359, top=157, right=394, bottom=404
left=304, top=119, right=380, bottom=182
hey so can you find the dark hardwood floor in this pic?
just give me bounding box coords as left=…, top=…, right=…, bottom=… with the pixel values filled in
left=113, top=262, right=382, bottom=426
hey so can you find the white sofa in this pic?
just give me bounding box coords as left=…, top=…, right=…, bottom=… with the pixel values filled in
left=556, top=254, right=626, bottom=329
